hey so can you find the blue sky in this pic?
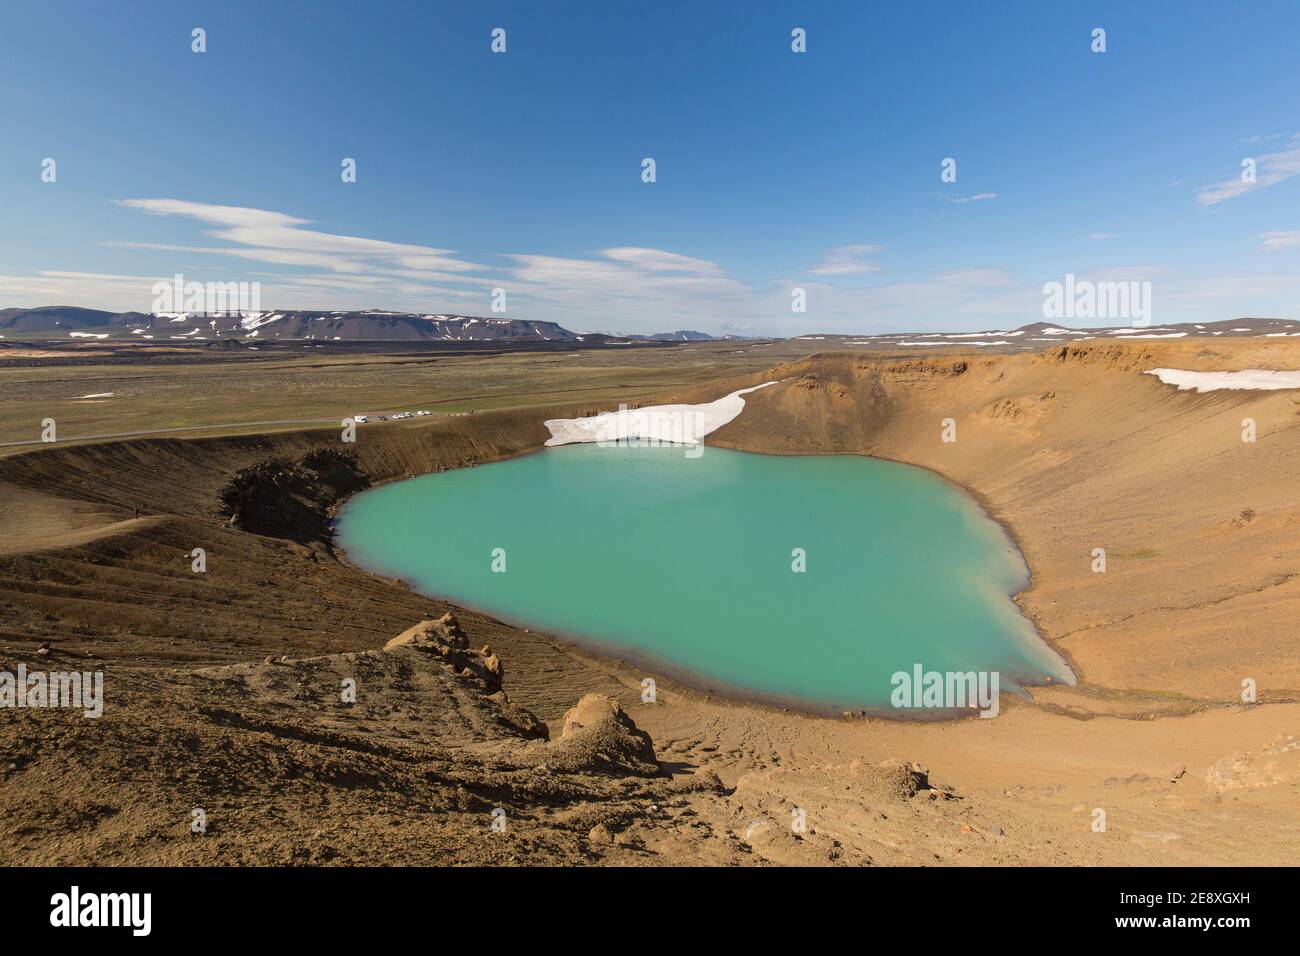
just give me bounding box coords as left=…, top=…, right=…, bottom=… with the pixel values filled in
left=1, top=0, right=1298, bottom=334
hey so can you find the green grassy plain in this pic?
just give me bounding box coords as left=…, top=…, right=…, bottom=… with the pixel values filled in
left=0, top=340, right=810, bottom=452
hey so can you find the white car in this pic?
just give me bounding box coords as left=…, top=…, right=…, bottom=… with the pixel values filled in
left=352, top=414, right=368, bottom=423
left=416, top=410, right=432, bottom=416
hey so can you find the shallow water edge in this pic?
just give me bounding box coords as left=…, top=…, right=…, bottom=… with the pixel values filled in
left=338, top=442, right=1076, bottom=717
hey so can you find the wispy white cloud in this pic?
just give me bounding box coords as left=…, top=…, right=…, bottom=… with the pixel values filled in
left=112, top=199, right=487, bottom=276
left=1088, top=232, right=1120, bottom=241
left=1259, top=230, right=1300, bottom=252
left=504, top=247, right=755, bottom=326
left=803, top=244, right=884, bottom=276
left=948, top=192, right=997, bottom=204
left=1236, top=132, right=1284, bottom=147
left=1196, top=136, right=1300, bottom=205
left=600, top=247, right=725, bottom=274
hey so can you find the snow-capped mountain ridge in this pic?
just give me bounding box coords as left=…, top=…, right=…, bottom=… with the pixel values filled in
left=0, top=307, right=582, bottom=342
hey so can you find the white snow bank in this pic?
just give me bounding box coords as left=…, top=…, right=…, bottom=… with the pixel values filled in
left=544, top=382, right=779, bottom=447
left=240, top=312, right=283, bottom=331
left=898, top=340, right=1013, bottom=347
left=1145, top=368, right=1300, bottom=392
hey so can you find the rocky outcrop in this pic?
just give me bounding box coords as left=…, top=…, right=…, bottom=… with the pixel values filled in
left=871, top=759, right=933, bottom=799
left=382, top=612, right=511, bottom=695
left=546, top=694, right=659, bottom=777
left=1039, top=342, right=1158, bottom=370
left=381, top=613, right=543, bottom=738
left=384, top=612, right=468, bottom=651
left=977, top=391, right=1056, bottom=430
left=219, top=448, right=370, bottom=544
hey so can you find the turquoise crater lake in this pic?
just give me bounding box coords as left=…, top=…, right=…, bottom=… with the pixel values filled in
left=336, top=445, right=1073, bottom=714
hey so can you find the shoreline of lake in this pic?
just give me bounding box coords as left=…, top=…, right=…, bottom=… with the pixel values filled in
left=335, top=443, right=1075, bottom=718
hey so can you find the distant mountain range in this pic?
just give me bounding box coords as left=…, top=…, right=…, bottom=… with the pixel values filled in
left=0, top=307, right=744, bottom=344
left=792, top=317, right=1300, bottom=350
left=0, top=307, right=579, bottom=342
left=635, top=330, right=715, bottom=342
left=5, top=306, right=1296, bottom=347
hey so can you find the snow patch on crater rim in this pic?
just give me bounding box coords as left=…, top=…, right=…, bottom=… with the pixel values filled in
left=1146, top=368, right=1300, bottom=392
left=543, top=381, right=780, bottom=447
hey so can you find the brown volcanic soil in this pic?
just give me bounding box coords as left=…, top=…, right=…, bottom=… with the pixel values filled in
left=1, top=339, right=1298, bottom=865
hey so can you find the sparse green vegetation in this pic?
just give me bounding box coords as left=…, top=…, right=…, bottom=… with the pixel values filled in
left=0, top=340, right=809, bottom=452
